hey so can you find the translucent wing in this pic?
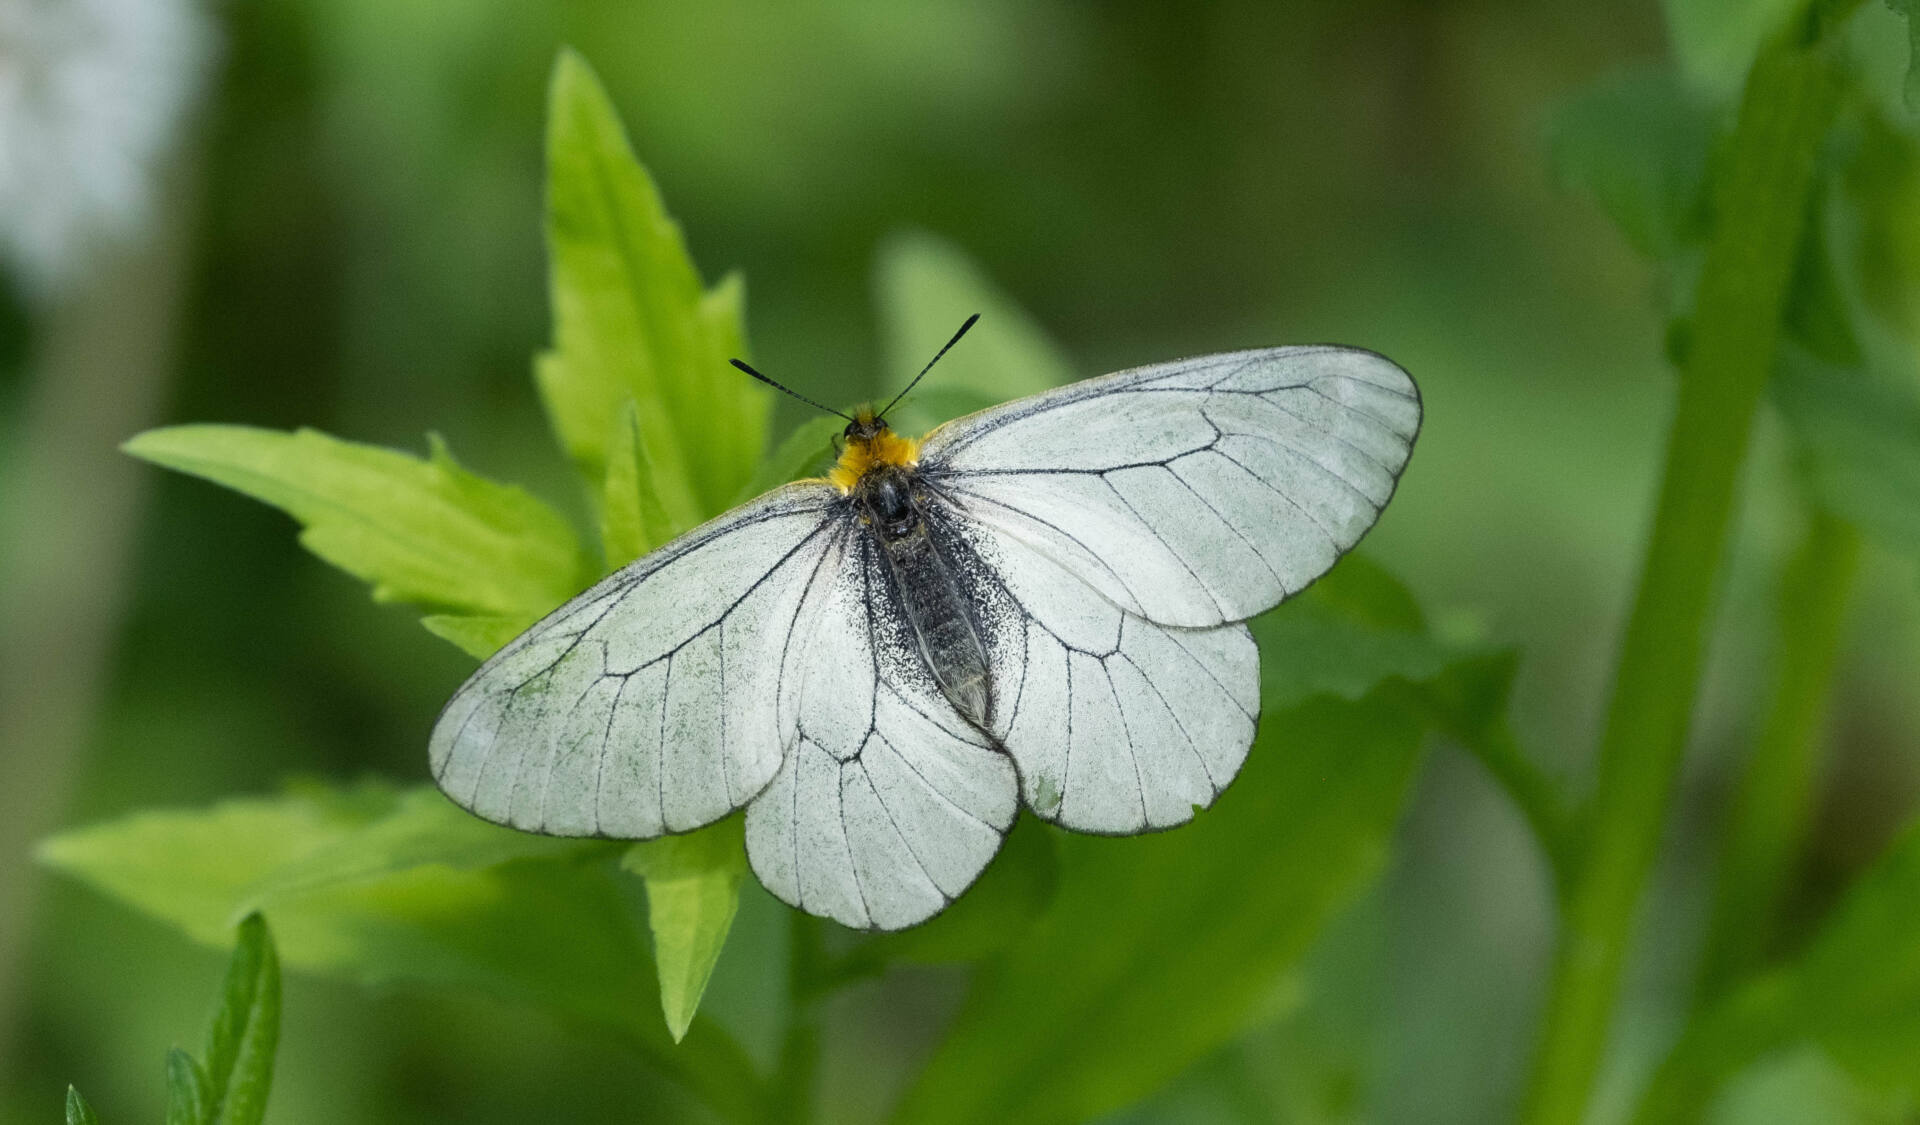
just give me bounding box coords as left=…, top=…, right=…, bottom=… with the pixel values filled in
left=746, top=528, right=1019, bottom=930
left=939, top=507, right=1260, bottom=833
left=919, top=346, right=1420, bottom=627
left=429, top=482, right=842, bottom=838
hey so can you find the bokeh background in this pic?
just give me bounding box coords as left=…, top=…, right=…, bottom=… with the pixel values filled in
left=2, top=1, right=1917, bottom=1122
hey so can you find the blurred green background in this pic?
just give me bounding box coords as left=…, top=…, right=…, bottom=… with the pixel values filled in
left=2, top=1, right=1917, bottom=1122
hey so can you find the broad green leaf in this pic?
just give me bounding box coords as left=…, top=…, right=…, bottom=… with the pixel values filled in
left=124, top=426, right=582, bottom=622
left=622, top=818, right=748, bottom=1043
left=735, top=414, right=845, bottom=504
left=1772, top=347, right=1920, bottom=558
left=65, top=1087, right=100, bottom=1125
left=232, top=786, right=599, bottom=917
left=38, top=785, right=763, bottom=1118
left=202, top=914, right=279, bottom=1125
left=602, top=398, right=677, bottom=568
left=164, top=1049, right=211, bottom=1125
left=419, top=613, right=524, bottom=660
left=1259, top=554, right=1509, bottom=714
left=891, top=691, right=1427, bottom=1125
left=874, top=230, right=1074, bottom=434
left=1548, top=67, right=1718, bottom=260
left=538, top=49, right=767, bottom=523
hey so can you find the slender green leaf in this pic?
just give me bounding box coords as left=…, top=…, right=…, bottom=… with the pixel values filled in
left=874, top=230, right=1074, bottom=434
left=622, top=818, right=748, bottom=1043
left=64, top=1087, right=100, bottom=1125
left=419, top=613, right=525, bottom=660
left=538, top=49, right=767, bottom=521
left=123, top=426, right=582, bottom=622
left=164, top=1049, right=211, bottom=1125
left=735, top=415, right=845, bottom=503
left=602, top=398, right=677, bottom=567
left=1548, top=67, right=1718, bottom=260
left=202, top=914, right=279, bottom=1125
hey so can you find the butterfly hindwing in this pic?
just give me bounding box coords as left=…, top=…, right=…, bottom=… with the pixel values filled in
left=747, top=530, right=1018, bottom=929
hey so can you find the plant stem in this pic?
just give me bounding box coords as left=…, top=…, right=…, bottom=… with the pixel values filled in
left=1695, top=508, right=1859, bottom=1007
left=768, top=911, right=827, bottom=1124
left=1518, top=28, right=1841, bottom=1125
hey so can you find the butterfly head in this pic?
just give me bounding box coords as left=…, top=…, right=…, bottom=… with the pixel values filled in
left=830, top=407, right=919, bottom=494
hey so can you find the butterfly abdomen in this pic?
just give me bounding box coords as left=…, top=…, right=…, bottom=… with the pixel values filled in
left=856, top=463, right=992, bottom=729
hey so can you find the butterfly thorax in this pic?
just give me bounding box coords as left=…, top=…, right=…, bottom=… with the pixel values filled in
left=829, top=409, right=921, bottom=494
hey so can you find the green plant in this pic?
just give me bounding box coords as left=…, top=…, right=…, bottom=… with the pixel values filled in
left=36, top=3, right=1920, bottom=1117
left=37, top=50, right=1506, bottom=1123
left=62, top=914, right=280, bottom=1125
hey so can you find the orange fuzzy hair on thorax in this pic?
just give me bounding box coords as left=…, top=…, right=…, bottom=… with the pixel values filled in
left=828, top=409, right=919, bottom=493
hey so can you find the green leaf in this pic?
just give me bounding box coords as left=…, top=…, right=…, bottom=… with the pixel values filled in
left=419, top=613, right=525, bottom=660
left=124, top=426, right=582, bottom=623
left=874, top=230, right=1074, bottom=434
left=1773, top=346, right=1920, bottom=558
left=38, top=784, right=764, bottom=1119
left=65, top=1086, right=100, bottom=1125
left=538, top=49, right=767, bottom=522
left=1638, top=816, right=1920, bottom=1119
left=164, top=1049, right=211, bottom=1125
left=1787, top=817, right=1920, bottom=1095
left=622, top=818, right=748, bottom=1043
left=891, top=691, right=1428, bottom=1125
left=1258, top=554, right=1504, bottom=713
left=602, top=398, right=677, bottom=568
left=202, top=914, right=279, bottom=1125
left=1548, top=67, right=1719, bottom=260
left=232, top=786, right=598, bottom=917
left=735, top=414, right=845, bottom=503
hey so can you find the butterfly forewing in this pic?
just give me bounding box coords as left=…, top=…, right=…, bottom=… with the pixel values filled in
left=429, top=482, right=839, bottom=837
left=918, top=346, right=1420, bottom=626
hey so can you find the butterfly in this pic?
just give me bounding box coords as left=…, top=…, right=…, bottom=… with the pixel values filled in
left=430, top=317, right=1421, bottom=930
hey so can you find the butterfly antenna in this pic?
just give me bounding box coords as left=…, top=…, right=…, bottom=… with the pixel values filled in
left=878, top=312, right=980, bottom=420
left=730, top=358, right=855, bottom=422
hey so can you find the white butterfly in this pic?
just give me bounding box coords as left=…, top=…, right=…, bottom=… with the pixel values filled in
left=430, top=324, right=1421, bottom=930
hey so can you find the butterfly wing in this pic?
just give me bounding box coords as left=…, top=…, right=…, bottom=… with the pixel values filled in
left=429, top=481, right=843, bottom=838
left=745, top=526, right=1019, bottom=929
left=919, top=346, right=1420, bottom=627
